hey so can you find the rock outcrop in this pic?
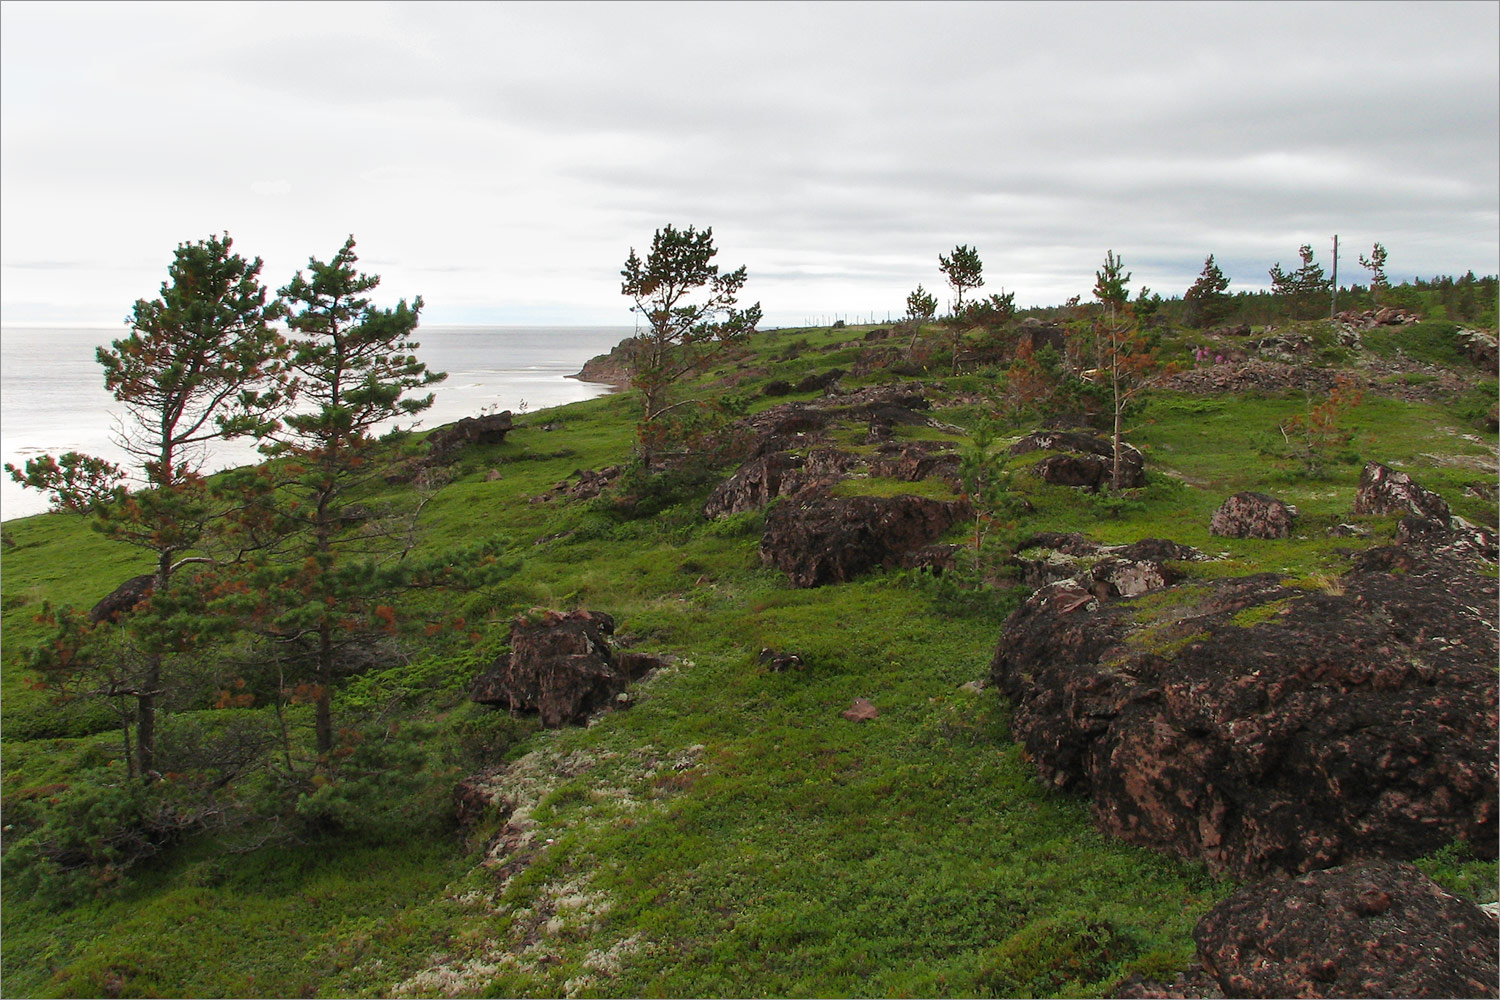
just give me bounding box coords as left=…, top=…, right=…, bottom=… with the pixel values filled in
left=425, top=411, right=513, bottom=463
left=1116, top=862, right=1499, bottom=999
left=1194, top=861, right=1498, bottom=999
left=1354, top=461, right=1497, bottom=561
left=1456, top=327, right=1499, bottom=371
left=469, top=610, right=664, bottom=728
left=760, top=493, right=969, bottom=587
left=1352, top=461, right=1453, bottom=521
left=1010, top=533, right=1207, bottom=599
left=989, top=544, right=1498, bottom=878
left=1209, top=491, right=1298, bottom=539
left=89, top=573, right=155, bottom=624
left=531, top=465, right=622, bottom=504
left=1334, top=306, right=1421, bottom=329
left=1009, top=429, right=1145, bottom=491
left=570, top=338, right=641, bottom=386
left=702, top=450, right=853, bottom=520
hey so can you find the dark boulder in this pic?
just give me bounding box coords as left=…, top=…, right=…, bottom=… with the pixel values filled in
left=795, top=368, right=845, bottom=393
left=1352, top=461, right=1452, bottom=521
left=760, top=493, right=969, bottom=588
left=1112, top=538, right=1207, bottom=564
left=901, top=542, right=963, bottom=574
left=89, top=574, right=156, bottom=624
left=1035, top=453, right=1115, bottom=490
left=1010, top=430, right=1145, bottom=491
left=703, top=449, right=855, bottom=519
left=1015, top=318, right=1066, bottom=356
left=868, top=443, right=960, bottom=484
left=1193, top=861, right=1498, bottom=999
left=989, top=545, right=1498, bottom=878
left=469, top=610, right=660, bottom=728
left=1209, top=491, right=1299, bottom=539
left=1009, top=428, right=1117, bottom=459
left=703, top=452, right=809, bottom=519
left=426, top=411, right=514, bottom=463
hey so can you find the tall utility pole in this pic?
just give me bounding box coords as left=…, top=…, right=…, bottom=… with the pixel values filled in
left=1330, top=234, right=1339, bottom=317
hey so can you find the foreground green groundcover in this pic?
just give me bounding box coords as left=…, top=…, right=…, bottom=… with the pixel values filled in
left=2, top=319, right=1495, bottom=998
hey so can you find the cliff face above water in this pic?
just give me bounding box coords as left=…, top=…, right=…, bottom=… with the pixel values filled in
left=571, top=336, right=643, bottom=387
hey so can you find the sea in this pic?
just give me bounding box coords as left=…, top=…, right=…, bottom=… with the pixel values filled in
left=0, top=325, right=632, bottom=522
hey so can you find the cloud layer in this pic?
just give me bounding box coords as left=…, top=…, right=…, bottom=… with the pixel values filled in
left=3, top=1, right=1496, bottom=327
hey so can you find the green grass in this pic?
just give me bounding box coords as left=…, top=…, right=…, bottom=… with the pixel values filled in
left=2, top=317, right=1496, bottom=997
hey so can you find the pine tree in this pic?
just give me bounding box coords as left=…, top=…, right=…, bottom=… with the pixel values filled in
left=7, top=233, right=286, bottom=779
left=905, top=284, right=937, bottom=323
left=244, top=236, right=446, bottom=761
left=620, top=225, right=761, bottom=465
left=1269, top=244, right=1331, bottom=319
left=1183, top=254, right=1233, bottom=328
left=938, top=245, right=984, bottom=315
left=1358, top=242, right=1390, bottom=303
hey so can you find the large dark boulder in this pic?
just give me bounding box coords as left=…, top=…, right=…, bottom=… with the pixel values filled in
left=989, top=545, right=1498, bottom=878
left=1194, top=861, right=1499, bottom=999
left=1209, top=491, right=1298, bottom=539
left=760, top=493, right=969, bottom=587
left=469, top=610, right=662, bottom=728
left=703, top=450, right=855, bottom=520
left=1010, top=429, right=1145, bottom=491
left=89, top=574, right=156, bottom=623
left=423, top=410, right=516, bottom=464
left=426, top=411, right=514, bottom=463
left=703, top=452, right=809, bottom=519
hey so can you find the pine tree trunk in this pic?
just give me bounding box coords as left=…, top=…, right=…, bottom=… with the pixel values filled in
left=136, top=551, right=173, bottom=781
left=136, top=660, right=158, bottom=780
left=315, top=621, right=334, bottom=759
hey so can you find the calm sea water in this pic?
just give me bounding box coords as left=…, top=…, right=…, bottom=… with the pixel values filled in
left=0, top=325, right=631, bottom=521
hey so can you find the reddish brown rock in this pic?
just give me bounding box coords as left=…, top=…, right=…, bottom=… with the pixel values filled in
left=989, top=546, right=1498, bottom=878
left=760, top=493, right=969, bottom=588
left=841, top=698, right=879, bottom=722
left=1209, top=491, right=1299, bottom=539
left=1194, top=861, right=1499, bottom=999
left=469, top=610, right=658, bottom=728
left=1352, top=462, right=1453, bottom=521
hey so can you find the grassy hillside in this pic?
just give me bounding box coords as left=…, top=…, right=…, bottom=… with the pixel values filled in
left=2, top=317, right=1496, bottom=998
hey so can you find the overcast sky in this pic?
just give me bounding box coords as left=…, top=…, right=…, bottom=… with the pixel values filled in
left=2, top=1, right=1496, bottom=328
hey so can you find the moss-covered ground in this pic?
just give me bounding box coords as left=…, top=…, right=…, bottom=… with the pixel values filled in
left=1, top=319, right=1495, bottom=998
